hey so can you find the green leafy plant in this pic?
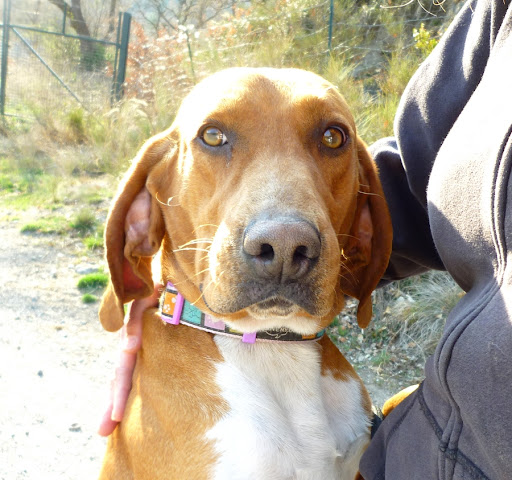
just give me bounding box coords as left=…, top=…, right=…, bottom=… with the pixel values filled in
left=83, top=235, right=103, bottom=250
left=0, top=174, right=15, bottom=192
left=77, top=272, right=108, bottom=291
left=413, top=23, right=439, bottom=57
left=81, top=293, right=98, bottom=304
left=67, top=108, right=86, bottom=143
left=70, top=209, right=97, bottom=237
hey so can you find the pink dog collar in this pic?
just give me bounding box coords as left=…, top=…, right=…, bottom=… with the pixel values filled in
left=160, top=282, right=325, bottom=344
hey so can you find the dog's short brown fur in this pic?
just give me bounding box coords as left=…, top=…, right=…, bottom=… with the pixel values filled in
left=99, top=68, right=392, bottom=479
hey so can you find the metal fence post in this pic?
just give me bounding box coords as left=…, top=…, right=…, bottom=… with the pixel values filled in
left=111, top=12, right=122, bottom=105
left=0, top=0, right=12, bottom=116
left=114, top=12, right=131, bottom=102
left=328, top=0, right=334, bottom=53
left=61, top=3, right=67, bottom=35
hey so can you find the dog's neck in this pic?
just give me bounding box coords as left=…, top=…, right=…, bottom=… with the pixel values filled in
left=160, top=282, right=326, bottom=344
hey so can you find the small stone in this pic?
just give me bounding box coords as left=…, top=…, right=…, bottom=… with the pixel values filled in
left=75, top=263, right=99, bottom=275
left=69, top=423, right=82, bottom=432
left=37, top=370, right=43, bottom=378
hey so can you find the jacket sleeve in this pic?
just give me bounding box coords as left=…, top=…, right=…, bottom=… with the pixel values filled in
left=373, top=0, right=505, bottom=283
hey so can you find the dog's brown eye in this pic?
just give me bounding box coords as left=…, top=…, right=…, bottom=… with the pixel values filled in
left=322, top=127, right=347, bottom=149
left=202, top=126, right=227, bottom=147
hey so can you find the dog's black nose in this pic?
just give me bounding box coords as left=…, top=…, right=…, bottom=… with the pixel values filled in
left=242, top=216, right=321, bottom=282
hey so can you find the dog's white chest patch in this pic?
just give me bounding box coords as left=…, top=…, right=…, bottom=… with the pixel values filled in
left=206, top=337, right=369, bottom=480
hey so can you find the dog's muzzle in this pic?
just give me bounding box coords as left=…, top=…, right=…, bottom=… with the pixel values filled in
left=242, top=215, right=321, bottom=283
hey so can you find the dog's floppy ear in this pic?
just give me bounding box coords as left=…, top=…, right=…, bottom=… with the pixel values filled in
left=99, top=128, right=176, bottom=332
left=340, top=138, right=392, bottom=328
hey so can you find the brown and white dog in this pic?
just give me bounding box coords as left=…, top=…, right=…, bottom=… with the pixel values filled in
left=98, top=68, right=392, bottom=479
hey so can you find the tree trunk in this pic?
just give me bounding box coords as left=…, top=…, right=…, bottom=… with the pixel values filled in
left=48, top=0, right=101, bottom=70
left=108, top=0, right=117, bottom=36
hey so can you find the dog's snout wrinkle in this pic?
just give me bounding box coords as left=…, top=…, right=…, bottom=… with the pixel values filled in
left=243, top=217, right=320, bottom=283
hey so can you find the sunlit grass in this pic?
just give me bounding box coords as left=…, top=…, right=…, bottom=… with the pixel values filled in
left=20, top=215, right=69, bottom=235
left=81, top=293, right=99, bottom=304
left=77, top=272, right=108, bottom=290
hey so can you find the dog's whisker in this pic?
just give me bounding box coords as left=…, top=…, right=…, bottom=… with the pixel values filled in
left=196, top=254, right=210, bottom=264
left=329, top=283, right=341, bottom=308
left=338, top=259, right=352, bottom=272
left=185, top=238, right=213, bottom=244
left=357, top=190, right=384, bottom=199
left=174, top=253, right=210, bottom=267
left=178, top=238, right=213, bottom=248
left=189, top=267, right=212, bottom=279
left=191, top=274, right=220, bottom=306
left=338, top=269, right=359, bottom=285
left=192, top=224, right=219, bottom=234
left=173, top=247, right=211, bottom=253
left=204, top=270, right=225, bottom=292
left=338, top=268, right=351, bottom=280
left=155, top=191, right=181, bottom=207
left=168, top=278, right=189, bottom=288
left=336, top=233, right=358, bottom=240
left=337, top=272, right=351, bottom=283
left=339, top=260, right=358, bottom=283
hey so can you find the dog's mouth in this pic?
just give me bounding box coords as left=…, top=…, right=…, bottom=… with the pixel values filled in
left=200, top=280, right=321, bottom=317
left=249, top=297, right=295, bottom=316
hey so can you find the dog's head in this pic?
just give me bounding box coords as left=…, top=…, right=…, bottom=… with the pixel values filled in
left=99, top=68, right=391, bottom=334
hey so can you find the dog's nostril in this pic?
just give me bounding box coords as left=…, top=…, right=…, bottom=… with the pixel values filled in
left=260, top=243, right=274, bottom=261
left=293, top=245, right=309, bottom=261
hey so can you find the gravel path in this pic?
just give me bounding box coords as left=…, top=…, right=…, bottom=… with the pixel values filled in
left=0, top=213, right=117, bottom=480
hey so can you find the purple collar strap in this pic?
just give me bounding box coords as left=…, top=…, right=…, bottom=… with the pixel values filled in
left=160, top=282, right=326, bottom=344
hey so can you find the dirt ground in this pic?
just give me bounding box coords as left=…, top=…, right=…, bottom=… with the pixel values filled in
left=0, top=210, right=116, bottom=479
left=0, top=206, right=395, bottom=480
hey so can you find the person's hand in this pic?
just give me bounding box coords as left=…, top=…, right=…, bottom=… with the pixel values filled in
left=98, top=284, right=162, bottom=436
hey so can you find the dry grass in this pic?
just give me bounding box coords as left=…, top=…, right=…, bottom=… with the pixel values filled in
left=1, top=1, right=466, bottom=393
left=329, top=271, right=463, bottom=394
left=3, top=0, right=460, bottom=177
left=380, top=271, right=464, bottom=355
